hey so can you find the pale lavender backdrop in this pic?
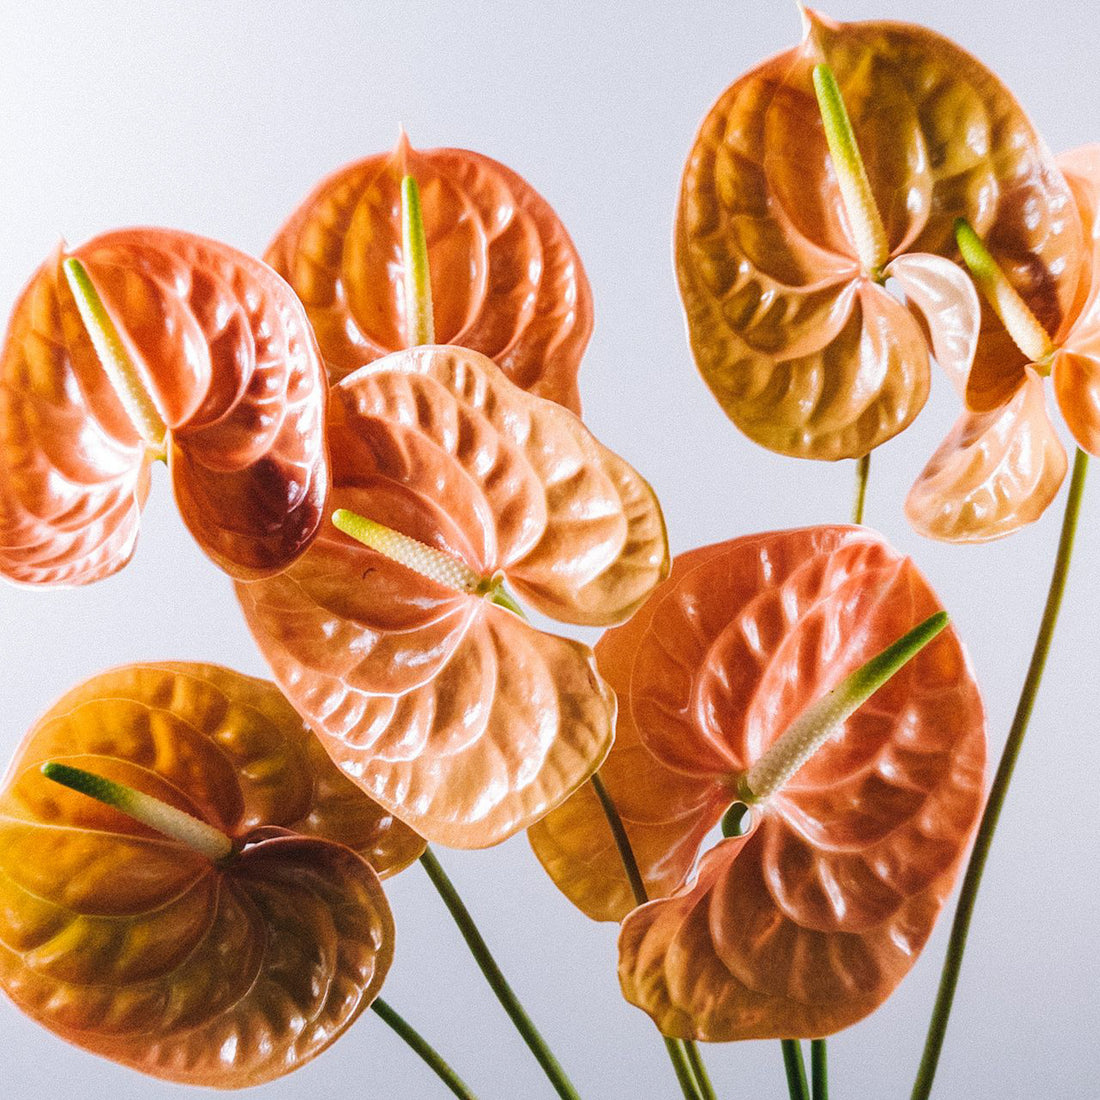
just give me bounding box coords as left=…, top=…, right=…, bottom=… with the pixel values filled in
left=0, top=2, right=1095, bottom=1097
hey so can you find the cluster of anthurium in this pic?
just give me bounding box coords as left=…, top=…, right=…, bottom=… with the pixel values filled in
left=0, top=4, right=1089, bottom=1099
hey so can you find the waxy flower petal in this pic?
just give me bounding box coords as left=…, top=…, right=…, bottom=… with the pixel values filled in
left=0, top=662, right=397, bottom=1085
left=909, top=146, right=1100, bottom=541
left=237, top=345, right=669, bottom=847
left=676, top=8, right=1081, bottom=459
left=266, top=138, right=592, bottom=411
left=0, top=230, right=328, bottom=585
left=533, top=528, right=985, bottom=1039
left=906, top=370, right=1067, bottom=542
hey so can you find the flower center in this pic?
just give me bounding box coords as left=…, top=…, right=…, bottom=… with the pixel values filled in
left=331, top=508, right=525, bottom=616
left=727, top=610, right=948, bottom=817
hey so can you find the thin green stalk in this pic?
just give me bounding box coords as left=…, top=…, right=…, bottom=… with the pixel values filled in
left=419, top=847, right=582, bottom=1100
left=811, top=1039, right=828, bottom=1100
left=684, top=1038, right=718, bottom=1100
left=589, top=772, right=709, bottom=1100
left=911, top=448, right=1089, bottom=1100
left=852, top=453, right=870, bottom=524
left=782, top=1039, right=811, bottom=1100
left=663, top=1038, right=705, bottom=1100
left=371, top=998, right=480, bottom=1100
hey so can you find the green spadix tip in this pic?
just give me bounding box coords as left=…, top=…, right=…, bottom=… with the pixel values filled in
left=954, top=219, right=995, bottom=277
left=40, top=760, right=233, bottom=863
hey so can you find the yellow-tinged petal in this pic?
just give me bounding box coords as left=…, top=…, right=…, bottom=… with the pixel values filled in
left=906, top=369, right=1067, bottom=542
left=0, top=663, right=396, bottom=1086
left=677, top=8, right=1081, bottom=458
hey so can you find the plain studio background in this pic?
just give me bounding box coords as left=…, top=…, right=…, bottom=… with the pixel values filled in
left=0, top=2, right=1095, bottom=1097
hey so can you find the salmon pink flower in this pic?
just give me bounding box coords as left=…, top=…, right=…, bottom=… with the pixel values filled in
left=0, top=230, right=329, bottom=585
left=266, top=133, right=592, bottom=412
left=530, top=526, right=986, bottom=1040
left=236, top=343, right=669, bottom=849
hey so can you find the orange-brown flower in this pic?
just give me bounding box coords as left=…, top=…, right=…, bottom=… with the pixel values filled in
left=237, top=344, right=669, bottom=849
left=266, top=134, right=592, bottom=412
left=0, top=230, right=329, bottom=585
left=908, top=146, right=1100, bottom=540
left=676, top=7, right=1081, bottom=460
left=530, top=527, right=986, bottom=1040
left=0, top=662, right=408, bottom=1086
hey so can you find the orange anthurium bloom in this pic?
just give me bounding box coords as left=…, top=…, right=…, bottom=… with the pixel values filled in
left=676, top=7, right=1081, bottom=461
left=530, top=527, right=986, bottom=1040
left=0, top=230, right=329, bottom=585
left=0, top=662, right=404, bottom=1086
left=266, top=133, right=593, bottom=412
left=236, top=344, right=669, bottom=849
left=908, top=146, right=1100, bottom=540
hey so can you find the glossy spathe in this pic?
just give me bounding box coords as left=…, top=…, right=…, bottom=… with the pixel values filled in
left=237, top=344, right=670, bottom=849
left=530, top=527, right=986, bottom=1040
left=0, top=230, right=329, bottom=585
left=0, top=662, right=401, bottom=1086
left=266, top=134, right=593, bottom=412
left=675, top=7, right=1081, bottom=461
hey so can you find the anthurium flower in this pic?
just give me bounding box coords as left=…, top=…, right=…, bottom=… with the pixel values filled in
left=907, top=146, right=1100, bottom=541
left=236, top=344, right=669, bottom=849
left=530, top=526, right=986, bottom=1040
left=676, top=6, right=1081, bottom=460
left=265, top=133, right=593, bottom=411
left=0, top=661, right=405, bottom=1087
left=0, top=229, right=329, bottom=585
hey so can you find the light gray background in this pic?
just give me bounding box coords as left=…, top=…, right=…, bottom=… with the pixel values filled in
left=0, top=2, right=1095, bottom=1097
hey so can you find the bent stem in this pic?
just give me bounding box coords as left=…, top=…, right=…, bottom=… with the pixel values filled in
left=911, top=447, right=1089, bottom=1100
left=418, top=846, right=582, bottom=1100
left=812, top=64, right=889, bottom=278
left=589, top=773, right=713, bottom=1100
left=782, top=1039, right=811, bottom=1100
left=62, top=257, right=168, bottom=457
left=371, top=998, right=480, bottom=1100
left=40, top=762, right=232, bottom=862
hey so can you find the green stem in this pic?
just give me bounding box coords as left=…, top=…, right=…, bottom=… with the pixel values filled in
left=371, top=998, right=480, bottom=1100
left=782, top=1039, right=811, bottom=1100
left=419, top=847, right=581, bottom=1100
left=684, top=1039, right=719, bottom=1100
left=911, top=447, right=1088, bottom=1100
left=589, top=773, right=708, bottom=1100
left=811, top=1039, right=828, bottom=1100
left=663, top=1039, right=705, bottom=1100
left=852, top=453, right=870, bottom=524
left=402, top=174, right=435, bottom=346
